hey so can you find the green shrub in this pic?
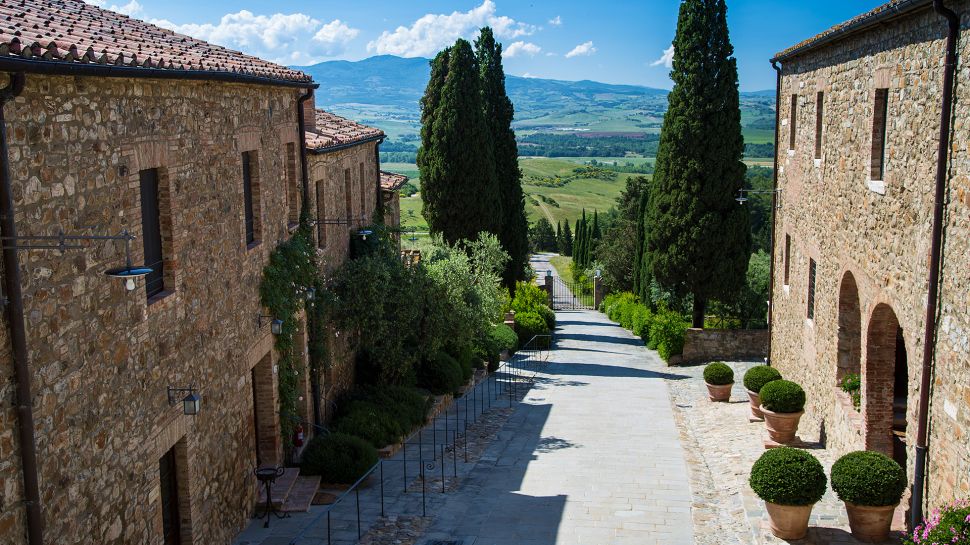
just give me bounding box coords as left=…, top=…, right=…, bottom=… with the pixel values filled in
left=301, top=433, right=378, bottom=484
left=759, top=380, right=806, bottom=413
left=510, top=282, right=550, bottom=314
left=749, top=447, right=827, bottom=506
left=333, top=401, right=403, bottom=447
left=514, top=311, right=549, bottom=346
left=906, top=500, right=970, bottom=545
left=840, top=373, right=861, bottom=410
left=537, top=304, right=557, bottom=331
left=344, top=385, right=430, bottom=430
left=448, top=342, right=475, bottom=382
left=703, top=362, right=734, bottom=385
left=830, top=451, right=906, bottom=506
left=417, top=351, right=465, bottom=395
left=631, top=305, right=654, bottom=338
left=488, top=323, right=518, bottom=354
left=650, top=306, right=688, bottom=362
left=743, top=365, right=782, bottom=393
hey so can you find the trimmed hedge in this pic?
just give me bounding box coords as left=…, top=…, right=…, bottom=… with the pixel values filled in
left=417, top=351, right=464, bottom=395
left=332, top=386, right=432, bottom=448
left=301, top=433, right=378, bottom=484
left=332, top=401, right=402, bottom=448
left=831, top=451, right=906, bottom=506
left=536, top=304, right=556, bottom=331
left=600, top=292, right=688, bottom=363
left=703, top=362, right=734, bottom=385
left=489, top=323, right=518, bottom=354
left=759, top=380, right=806, bottom=413
left=514, top=311, right=549, bottom=346
left=749, top=447, right=827, bottom=506
left=743, top=365, right=782, bottom=394
left=650, top=307, right=689, bottom=362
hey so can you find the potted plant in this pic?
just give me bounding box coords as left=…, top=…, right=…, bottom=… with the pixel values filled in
left=907, top=499, right=970, bottom=545
left=831, top=451, right=906, bottom=542
left=749, top=447, right=827, bottom=539
left=703, top=361, right=734, bottom=402
left=759, top=380, right=805, bottom=444
left=743, top=365, right=782, bottom=421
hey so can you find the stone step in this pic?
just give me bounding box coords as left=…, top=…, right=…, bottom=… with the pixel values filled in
left=281, top=475, right=321, bottom=513
left=257, top=467, right=299, bottom=509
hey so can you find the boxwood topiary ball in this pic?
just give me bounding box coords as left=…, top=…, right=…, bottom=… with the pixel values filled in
left=759, top=380, right=806, bottom=413
left=743, top=365, right=782, bottom=393
left=703, top=362, right=734, bottom=385
left=749, top=447, right=827, bottom=506
left=830, top=451, right=906, bottom=506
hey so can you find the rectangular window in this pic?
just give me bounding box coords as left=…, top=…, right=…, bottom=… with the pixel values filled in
left=285, top=143, right=298, bottom=226
left=344, top=168, right=353, bottom=224
left=359, top=162, right=367, bottom=219
left=784, top=234, right=791, bottom=287
left=814, top=92, right=824, bottom=159
left=242, top=151, right=257, bottom=245
left=159, top=447, right=182, bottom=545
left=807, top=258, right=817, bottom=320
left=871, top=88, right=889, bottom=180
left=789, top=94, right=797, bottom=151
left=315, top=180, right=326, bottom=248
left=140, top=168, right=165, bottom=299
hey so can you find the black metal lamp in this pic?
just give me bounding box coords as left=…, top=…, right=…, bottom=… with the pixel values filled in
left=168, top=386, right=201, bottom=416
left=257, top=315, right=284, bottom=335
left=357, top=229, right=373, bottom=240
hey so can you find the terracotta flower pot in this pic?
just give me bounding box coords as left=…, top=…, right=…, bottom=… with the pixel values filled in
left=747, top=389, right=764, bottom=421
left=760, top=406, right=804, bottom=444
left=844, top=502, right=897, bottom=543
left=705, top=382, right=733, bottom=402
left=764, top=501, right=814, bottom=540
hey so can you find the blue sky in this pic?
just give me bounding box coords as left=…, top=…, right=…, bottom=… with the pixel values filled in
left=90, top=0, right=885, bottom=91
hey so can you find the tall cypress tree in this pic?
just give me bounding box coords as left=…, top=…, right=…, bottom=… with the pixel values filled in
left=476, top=27, right=529, bottom=288
left=419, top=39, right=501, bottom=245
left=556, top=220, right=563, bottom=253
left=591, top=210, right=601, bottom=262
left=562, top=221, right=573, bottom=257
left=645, top=0, right=749, bottom=327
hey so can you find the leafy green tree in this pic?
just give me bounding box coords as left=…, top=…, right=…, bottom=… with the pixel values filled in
left=528, top=218, right=558, bottom=252
left=598, top=176, right=650, bottom=293
left=418, top=39, right=501, bottom=245
left=476, top=28, right=529, bottom=289
left=645, top=0, right=750, bottom=327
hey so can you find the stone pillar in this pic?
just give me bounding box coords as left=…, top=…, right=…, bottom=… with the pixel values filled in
left=593, top=274, right=605, bottom=310
left=544, top=272, right=554, bottom=302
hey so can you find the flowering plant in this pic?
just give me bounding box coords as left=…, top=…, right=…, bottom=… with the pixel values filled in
left=906, top=499, right=970, bottom=545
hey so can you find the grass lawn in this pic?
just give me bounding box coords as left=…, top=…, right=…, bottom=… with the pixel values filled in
left=549, top=255, right=572, bottom=278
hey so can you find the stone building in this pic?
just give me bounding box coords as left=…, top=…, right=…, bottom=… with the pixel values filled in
left=0, top=1, right=399, bottom=544
left=770, top=0, right=970, bottom=522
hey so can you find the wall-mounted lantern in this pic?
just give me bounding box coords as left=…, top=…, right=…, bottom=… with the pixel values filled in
left=168, top=386, right=201, bottom=416
left=257, top=315, right=284, bottom=335
left=735, top=188, right=783, bottom=207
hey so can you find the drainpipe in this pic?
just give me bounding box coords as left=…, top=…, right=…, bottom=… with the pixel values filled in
left=912, top=0, right=959, bottom=528
left=766, top=60, right=782, bottom=366
left=296, top=89, right=314, bottom=218
left=0, top=71, right=44, bottom=545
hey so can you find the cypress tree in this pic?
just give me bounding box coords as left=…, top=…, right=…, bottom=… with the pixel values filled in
left=419, top=39, right=501, bottom=245
left=591, top=210, right=601, bottom=262
left=556, top=220, right=563, bottom=253
left=562, top=221, right=573, bottom=257
left=645, top=0, right=750, bottom=327
left=476, top=27, right=529, bottom=288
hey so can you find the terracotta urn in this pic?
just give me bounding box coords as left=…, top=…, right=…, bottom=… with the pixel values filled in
left=764, top=501, right=814, bottom=540
left=747, top=389, right=764, bottom=421
left=760, top=406, right=803, bottom=444
left=705, top=382, right=733, bottom=402
left=844, top=502, right=898, bottom=543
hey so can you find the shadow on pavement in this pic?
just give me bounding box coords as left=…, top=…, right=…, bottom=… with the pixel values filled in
left=548, top=361, right=690, bottom=381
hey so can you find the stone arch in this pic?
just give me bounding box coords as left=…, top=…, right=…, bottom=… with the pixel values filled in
left=836, top=271, right=862, bottom=383
left=863, top=303, right=902, bottom=457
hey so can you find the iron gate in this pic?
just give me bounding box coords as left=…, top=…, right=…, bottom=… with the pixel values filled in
left=550, top=275, right=594, bottom=310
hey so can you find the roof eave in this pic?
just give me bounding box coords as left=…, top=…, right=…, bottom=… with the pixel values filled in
left=307, top=134, right=385, bottom=154
left=771, top=0, right=933, bottom=63
left=0, top=56, right=317, bottom=89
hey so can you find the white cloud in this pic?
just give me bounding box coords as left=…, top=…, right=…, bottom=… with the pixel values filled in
left=505, top=41, right=541, bottom=58
left=152, top=10, right=360, bottom=64
left=548, top=16, right=562, bottom=26
left=84, top=0, right=144, bottom=16
left=368, top=1, right=537, bottom=58
left=565, top=41, right=596, bottom=59
left=651, top=45, right=674, bottom=68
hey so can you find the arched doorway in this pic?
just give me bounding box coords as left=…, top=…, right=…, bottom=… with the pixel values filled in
left=836, top=272, right=862, bottom=383
left=863, top=303, right=907, bottom=462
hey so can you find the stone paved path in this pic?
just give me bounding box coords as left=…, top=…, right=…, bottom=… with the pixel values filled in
left=419, top=308, right=695, bottom=545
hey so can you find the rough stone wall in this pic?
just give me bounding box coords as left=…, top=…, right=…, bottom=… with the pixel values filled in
left=382, top=189, right=401, bottom=248
left=678, top=329, right=769, bottom=365
left=771, top=2, right=970, bottom=513
left=0, top=73, right=306, bottom=544
left=306, top=143, right=380, bottom=416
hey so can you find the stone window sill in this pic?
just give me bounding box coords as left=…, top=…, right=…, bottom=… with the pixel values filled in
left=287, top=222, right=299, bottom=233
left=147, top=289, right=176, bottom=311
left=246, top=240, right=262, bottom=252
left=805, top=318, right=814, bottom=328
left=783, top=284, right=790, bottom=295
left=814, top=158, right=822, bottom=168
left=867, top=180, right=886, bottom=195
left=787, top=149, right=795, bottom=157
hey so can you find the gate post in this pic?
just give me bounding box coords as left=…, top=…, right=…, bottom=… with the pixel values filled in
left=544, top=271, right=554, bottom=304
left=593, top=271, right=605, bottom=310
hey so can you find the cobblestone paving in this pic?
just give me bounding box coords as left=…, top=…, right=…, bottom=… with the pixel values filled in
left=665, top=360, right=904, bottom=545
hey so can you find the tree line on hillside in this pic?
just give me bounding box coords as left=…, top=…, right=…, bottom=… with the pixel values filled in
left=417, top=28, right=530, bottom=289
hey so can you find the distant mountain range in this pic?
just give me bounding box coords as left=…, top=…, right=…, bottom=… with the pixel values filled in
left=294, top=55, right=776, bottom=143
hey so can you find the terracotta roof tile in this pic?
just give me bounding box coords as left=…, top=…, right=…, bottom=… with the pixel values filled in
left=0, top=0, right=312, bottom=83
left=380, top=171, right=409, bottom=191
left=305, top=109, right=384, bottom=151
left=773, top=0, right=932, bottom=61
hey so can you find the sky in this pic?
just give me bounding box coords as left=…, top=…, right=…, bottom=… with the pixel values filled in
left=87, top=0, right=887, bottom=91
